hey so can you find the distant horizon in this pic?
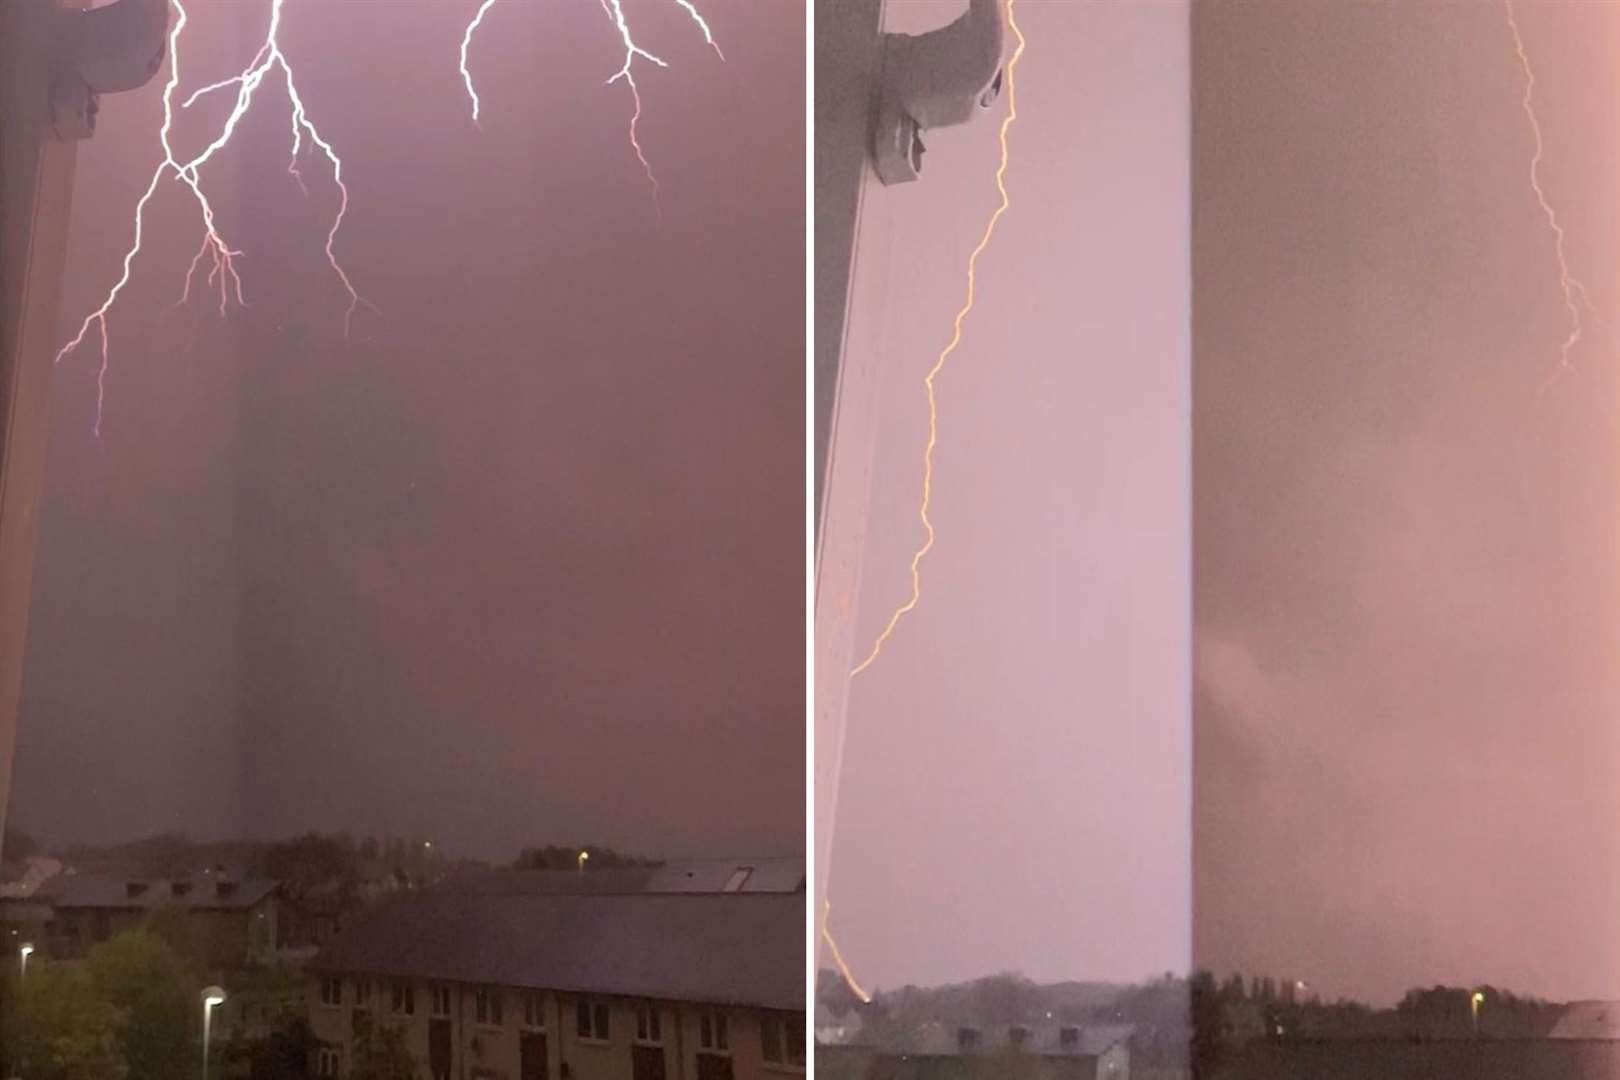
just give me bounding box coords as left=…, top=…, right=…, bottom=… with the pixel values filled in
left=8, top=827, right=804, bottom=869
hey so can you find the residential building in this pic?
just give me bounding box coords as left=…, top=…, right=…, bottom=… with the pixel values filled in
left=845, top=1022, right=1131, bottom=1080
left=307, top=889, right=803, bottom=1080
left=37, top=871, right=278, bottom=967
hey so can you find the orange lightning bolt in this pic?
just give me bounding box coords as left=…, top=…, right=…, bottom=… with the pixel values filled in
left=820, top=900, right=872, bottom=1004
left=848, top=0, right=1025, bottom=678
left=1505, top=0, right=1598, bottom=382
left=823, top=0, right=1025, bottom=1011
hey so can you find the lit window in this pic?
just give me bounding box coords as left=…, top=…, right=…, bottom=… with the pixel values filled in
left=636, top=1003, right=663, bottom=1044
left=700, top=1009, right=729, bottom=1052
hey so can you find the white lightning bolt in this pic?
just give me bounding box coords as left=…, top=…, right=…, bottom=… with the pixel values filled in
left=460, top=0, right=502, bottom=127
left=57, top=0, right=372, bottom=436
left=458, top=0, right=724, bottom=223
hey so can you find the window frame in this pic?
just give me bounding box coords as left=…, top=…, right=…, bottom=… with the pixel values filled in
left=432, top=984, right=452, bottom=1018
left=635, top=1002, right=663, bottom=1045
left=523, top=991, right=546, bottom=1030
left=390, top=979, right=416, bottom=1016
left=575, top=997, right=611, bottom=1042
left=475, top=986, right=505, bottom=1027
left=699, top=1009, right=730, bottom=1054
left=319, top=977, right=342, bottom=1008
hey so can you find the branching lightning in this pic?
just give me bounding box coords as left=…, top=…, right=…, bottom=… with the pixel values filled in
left=1504, top=0, right=1598, bottom=383
left=595, top=0, right=727, bottom=221
left=56, top=0, right=371, bottom=436
left=848, top=0, right=1026, bottom=679
left=459, top=0, right=724, bottom=223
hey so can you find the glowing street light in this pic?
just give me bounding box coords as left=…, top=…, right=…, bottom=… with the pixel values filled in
left=1471, top=990, right=1485, bottom=1034
left=18, top=943, right=33, bottom=977
left=577, top=850, right=590, bottom=874
left=201, top=986, right=226, bottom=1080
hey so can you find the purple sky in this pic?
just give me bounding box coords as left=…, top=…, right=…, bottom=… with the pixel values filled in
left=14, top=0, right=803, bottom=862
left=1194, top=1, right=1620, bottom=1005
left=828, top=1, right=1191, bottom=992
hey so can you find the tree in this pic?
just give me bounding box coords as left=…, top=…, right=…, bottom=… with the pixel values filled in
left=85, top=931, right=201, bottom=1080
left=3, top=962, right=128, bottom=1080
left=349, top=1013, right=417, bottom=1080
left=1189, top=971, right=1223, bottom=1080
left=511, top=844, right=660, bottom=870
left=216, top=1014, right=317, bottom=1080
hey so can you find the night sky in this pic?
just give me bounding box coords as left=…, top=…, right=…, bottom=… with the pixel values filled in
left=14, top=0, right=804, bottom=861
left=1194, top=1, right=1620, bottom=1004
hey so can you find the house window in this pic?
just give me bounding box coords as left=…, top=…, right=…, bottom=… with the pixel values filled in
left=355, top=979, right=371, bottom=1011
left=635, top=1003, right=662, bottom=1044
left=476, top=987, right=504, bottom=1026
left=524, top=992, right=545, bottom=1029
left=576, top=998, right=609, bottom=1040
left=761, top=1013, right=805, bottom=1068
left=699, top=1010, right=729, bottom=1052
left=433, top=985, right=452, bottom=1018
left=317, top=1047, right=340, bottom=1077
left=391, top=980, right=415, bottom=1016
left=319, top=978, right=342, bottom=1007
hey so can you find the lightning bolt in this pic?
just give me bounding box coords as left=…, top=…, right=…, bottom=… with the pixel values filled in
left=848, top=0, right=1025, bottom=678
left=458, top=0, right=724, bottom=225
left=460, top=0, right=502, bottom=128
left=824, top=0, right=1025, bottom=1013
left=56, top=0, right=371, bottom=437
left=1505, top=0, right=1597, bottom=383
left=599, top=0, right=670, bottom=224
left=821, top=901, right=872, bottom=1004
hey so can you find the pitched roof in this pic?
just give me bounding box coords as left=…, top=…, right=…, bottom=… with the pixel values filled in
left=40, top=873, right=276, bottom=911
left=309, top=890, right=802, bottom=1012
left=1551, top=1001, right=1620, bottom=1039
left=644, top=858, right=805, bottom=894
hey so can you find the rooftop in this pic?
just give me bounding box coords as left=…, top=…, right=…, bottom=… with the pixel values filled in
left=39, top=873, right=277, bottom=911
left=311, top=889, right=802, bottom=1012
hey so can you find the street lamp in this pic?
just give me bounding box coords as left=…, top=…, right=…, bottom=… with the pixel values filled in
left=1471, top=990, right=1485, bottom=1034
left=577, top=850, right=589, bottom=874
left=201, top=986, right=226, bottom=1080
left=18, top=943, right=32, bottom=978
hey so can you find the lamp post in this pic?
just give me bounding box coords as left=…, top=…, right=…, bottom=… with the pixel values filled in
left=1471, top=990, right=1485, bottom=1035
left=201, top=986, right=225, bottom=1080
left=17, top=943, right=31, bottom=978
left=577, top=849, right=589, bottom=874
